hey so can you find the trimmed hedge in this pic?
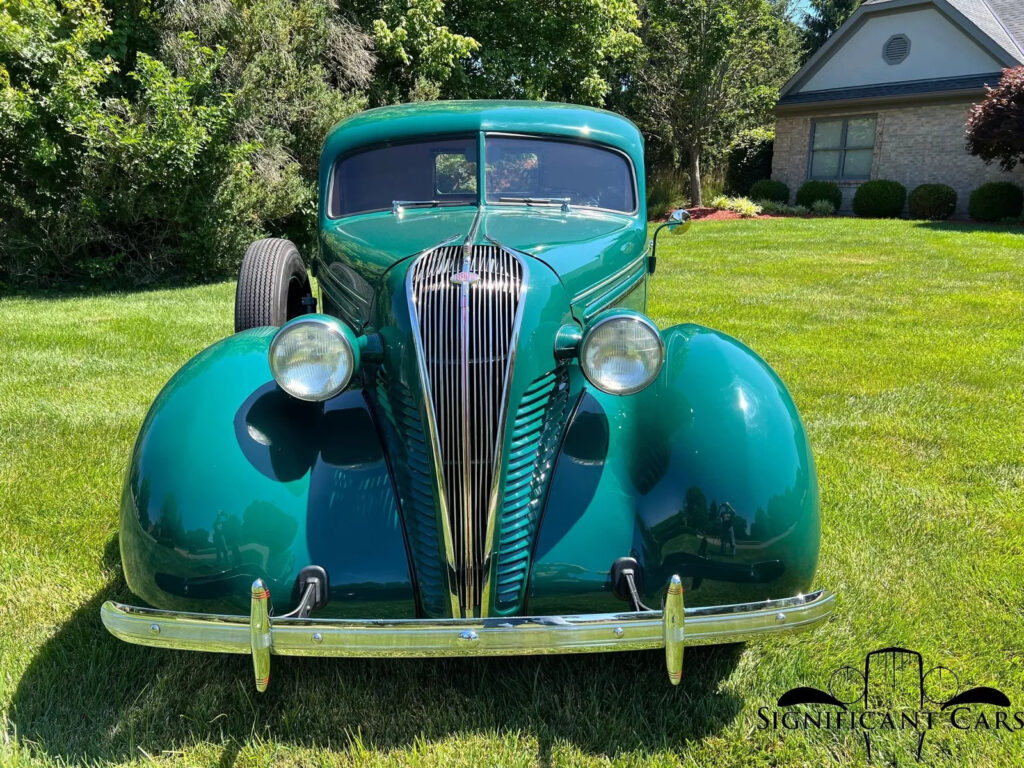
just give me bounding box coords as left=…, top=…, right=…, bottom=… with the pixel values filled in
left=749, top=179, right=790, bottom=204
left=852, top=180, right=907, bottom=218
left=725, top=129, right=774, bottom=196
left=908, top=184, right=957, bottom=220
left=968, top=182, right=1024, bottom=222
left=796, top=180, right=842, bottom=210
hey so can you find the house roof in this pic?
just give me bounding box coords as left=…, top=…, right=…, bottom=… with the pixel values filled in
left=863, top=0, right=1024, bottom=61
left=780, top=0, right=1024, bottom=105
left=777, top=72, right=1002, bottom=106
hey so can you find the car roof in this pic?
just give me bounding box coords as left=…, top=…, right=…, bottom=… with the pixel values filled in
left=321, top=100, right=644, bottom=165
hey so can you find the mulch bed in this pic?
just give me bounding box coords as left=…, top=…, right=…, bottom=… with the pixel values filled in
left=671, top=206, right=792, bottom=221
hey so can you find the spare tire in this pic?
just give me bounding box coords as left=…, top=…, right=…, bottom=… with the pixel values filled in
left=234, top=238, right=311, bottom=332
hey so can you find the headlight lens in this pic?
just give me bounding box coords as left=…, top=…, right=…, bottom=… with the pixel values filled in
left=580, top=313, right=664, bottom=395
left=269, top=315, right=357, bottom=401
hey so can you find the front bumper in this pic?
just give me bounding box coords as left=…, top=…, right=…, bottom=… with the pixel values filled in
left=101, top=577, right=834, bottom=690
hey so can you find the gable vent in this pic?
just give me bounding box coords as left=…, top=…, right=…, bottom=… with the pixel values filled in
left=883, top=34, right=910, bottom=65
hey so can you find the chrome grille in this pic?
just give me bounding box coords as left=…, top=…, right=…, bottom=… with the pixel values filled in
left=493, top=367, right=571, bottom=613
left=409, top=244, right=525, bottom=615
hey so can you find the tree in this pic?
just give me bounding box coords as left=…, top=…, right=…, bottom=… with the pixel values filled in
left=447, top=0, right=642, bottom=105
left=801, top=0, right=859, bottom=59
left=350, top=0, right=479, bottom=104
left=0, top=0, right=373, bottom=283
left=639, top=0, right=797, bottom=205
left=966, top=66, right=1024, bottom=171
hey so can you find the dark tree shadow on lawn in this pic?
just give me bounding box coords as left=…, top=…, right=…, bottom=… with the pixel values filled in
left=11, top=539, right=745, bottom=765
left=913, top=221, right=1024, bottom=235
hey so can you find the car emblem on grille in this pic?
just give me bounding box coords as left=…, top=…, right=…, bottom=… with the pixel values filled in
left=450, top=270, right=480, bottom=286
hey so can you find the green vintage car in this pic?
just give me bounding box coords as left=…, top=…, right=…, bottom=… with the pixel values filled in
left=102, top=101, right=833, bottom=689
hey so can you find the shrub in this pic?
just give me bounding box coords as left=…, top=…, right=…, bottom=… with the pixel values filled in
left=968, top=181, right=1024, bottom=222
left=730, top=197, right=763, bottom=217
left=749, top=179, right=789, bottom=204
left=908, top=184, right=957, bottom=220
left=756, top=199, right=812, bottom=216
left=852, top=180, right=907, bottom=218
left=725, top=128, right=774, bottom=196
left=0, top=0, right=373, bottom=285
left=710, top=195, right=762, bottom=217
left=796, top=180, right=842, bottom=210
left=811, top=199, right=836, bottom=216
left=647, top=169, right=687, bottom=220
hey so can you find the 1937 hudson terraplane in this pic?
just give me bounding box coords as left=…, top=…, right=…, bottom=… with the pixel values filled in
left=102, top=101, right=833, bottom=689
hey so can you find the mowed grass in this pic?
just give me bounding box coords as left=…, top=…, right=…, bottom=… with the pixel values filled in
left=1, top=217, right=1023, bottom=767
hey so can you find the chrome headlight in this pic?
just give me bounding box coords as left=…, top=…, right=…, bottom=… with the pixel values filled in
left=580, top=312, right=664, bottom=395
left=269, top=315, right=359, bottom=401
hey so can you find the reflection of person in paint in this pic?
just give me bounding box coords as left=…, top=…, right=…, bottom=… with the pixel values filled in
left=213, top=510, right=230, bottom=565
left=719, top=502, right=737, bottom=556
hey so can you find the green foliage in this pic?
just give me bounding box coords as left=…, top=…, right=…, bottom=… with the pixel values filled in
left=810, top=198, right=835, bottom=216
left=646, top=168, right=687, bottom=219
left=637, top=0, right=799, bottom=205
left=352, top=0, right=479, bottom=104
left=968, top=181, right=1024, bottom=222
left=796, top=180, right=841, bottom=209
left=710, top=195, right=762, bottom=217
left=447, top=0, right=642, bottom=105
left=0, top=0, right=371, bottom=284
left=908, top=184, right=957, bottom=220
left=852, top=179, right=906, bottom=218
left=725, top=128, right=774, bottom=195
left=749, top=178, right=789, bottom=204
left=801, top=0, right=860, bottom=60
left=757, top=199, right=813, bottom=215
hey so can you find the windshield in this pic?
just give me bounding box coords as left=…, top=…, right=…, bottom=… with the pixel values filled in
left=329, top=134, right=635, bottom=217
left=330, top=136, right=478, bottom=217
left=485, top=137, right=635, bottom=213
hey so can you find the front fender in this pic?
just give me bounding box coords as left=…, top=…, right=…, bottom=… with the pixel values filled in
left=528, top=323, right=820, bottom=613
left=119, top=329, right=416, bottom=618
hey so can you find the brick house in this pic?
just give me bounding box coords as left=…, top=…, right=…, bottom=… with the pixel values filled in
left=773, top=0, right=1024, bottom=214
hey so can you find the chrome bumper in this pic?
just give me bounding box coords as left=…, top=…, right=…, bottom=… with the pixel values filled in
left=101, top=577, right=834, bottom=691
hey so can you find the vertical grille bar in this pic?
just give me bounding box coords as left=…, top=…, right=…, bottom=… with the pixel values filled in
left=409, top=244, right=524, bottom=616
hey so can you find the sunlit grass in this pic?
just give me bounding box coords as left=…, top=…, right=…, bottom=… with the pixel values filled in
left=1, top=218, right=1022, bottom=766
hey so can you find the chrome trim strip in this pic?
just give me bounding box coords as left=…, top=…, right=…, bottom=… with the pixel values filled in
left=405, top=237, right=465, bottom=618
left=571, top=252, right=647, bottom=306
left=102, top=589, right=834, bottom=659
left=478, top=238, right=530, bottom=617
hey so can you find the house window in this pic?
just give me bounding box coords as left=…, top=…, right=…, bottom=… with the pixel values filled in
left=809, top=116, right=876, bottom=179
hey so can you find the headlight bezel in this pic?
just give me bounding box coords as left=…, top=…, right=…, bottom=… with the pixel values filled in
left=268, top=314, right=360, bottom=402
left=579, top=311, right=665, bottom=395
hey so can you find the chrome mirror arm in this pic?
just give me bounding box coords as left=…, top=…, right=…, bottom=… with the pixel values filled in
left=648, top=208, right=691, bottom=275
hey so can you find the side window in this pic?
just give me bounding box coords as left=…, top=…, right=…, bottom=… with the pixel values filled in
left=434, top=151, right=477, bottom=195
left=809, top=116, right=876, bottom=180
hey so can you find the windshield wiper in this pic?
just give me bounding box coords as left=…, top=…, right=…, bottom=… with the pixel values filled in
left=392, top=199, right=473, bottom=216
left=498, top=196, right=572, bottom=212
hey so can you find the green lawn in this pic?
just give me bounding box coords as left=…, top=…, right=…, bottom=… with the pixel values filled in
left=1, top=218, right=1022, bottom=767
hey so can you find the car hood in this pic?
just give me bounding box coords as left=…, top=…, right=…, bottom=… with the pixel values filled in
left=317, top=206, right=647, bottom=302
